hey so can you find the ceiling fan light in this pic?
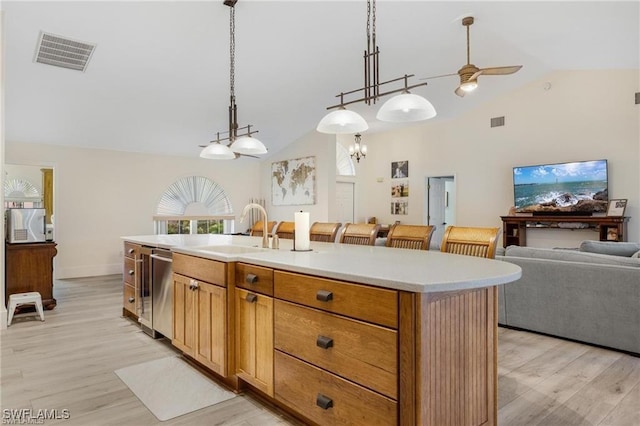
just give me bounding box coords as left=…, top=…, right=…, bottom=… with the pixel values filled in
left=200, top=143, right=235, bottom=160
left=230, top=135, right=268, bottom=155
left=376, top=93, right=437, bottom=123
left=317, top=108, right=369, bottom=134
left=460, top=80, right=478, bottom=92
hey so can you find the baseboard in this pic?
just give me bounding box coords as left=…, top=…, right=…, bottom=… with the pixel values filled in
left=55, top=263, right=121, bottom=279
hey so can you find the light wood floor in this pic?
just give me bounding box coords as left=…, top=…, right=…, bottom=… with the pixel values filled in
left=1, top=275, right=638, bottom=425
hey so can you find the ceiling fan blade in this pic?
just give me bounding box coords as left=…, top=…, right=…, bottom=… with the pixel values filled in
left=419, top=72, right=458, bottom=81
left=454, top=86, right=466, bottom=97
left=478, top=65, right=523, bottom=76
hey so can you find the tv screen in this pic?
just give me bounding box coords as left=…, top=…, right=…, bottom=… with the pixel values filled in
left=513, top=159, right=608, bottom=214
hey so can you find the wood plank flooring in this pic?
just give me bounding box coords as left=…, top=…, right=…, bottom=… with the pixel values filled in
left=1, top=275, right=638, bottom=425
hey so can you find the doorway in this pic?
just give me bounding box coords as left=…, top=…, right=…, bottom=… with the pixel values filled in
left=425, top=176, right=456, bottom=249
left=335, top=181, right=355, bottom=224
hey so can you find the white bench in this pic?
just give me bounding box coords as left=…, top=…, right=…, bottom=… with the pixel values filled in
left=7, top=292, right=45, bottom=326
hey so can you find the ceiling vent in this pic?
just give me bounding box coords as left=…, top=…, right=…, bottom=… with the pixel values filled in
left=34, top=32, right=96, bottom=72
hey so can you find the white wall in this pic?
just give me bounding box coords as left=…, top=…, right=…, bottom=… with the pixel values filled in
left=355, top=70, right=640, bottom=246
left=259, top=130, right=336, bottom=224
left=5, top=143, right=261, bottom=278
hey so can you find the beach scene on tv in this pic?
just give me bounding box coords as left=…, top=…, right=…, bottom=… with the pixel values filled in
left=513, top=160, right=608, bottom=213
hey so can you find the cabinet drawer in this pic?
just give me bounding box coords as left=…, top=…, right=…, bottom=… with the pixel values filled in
left=123, top=257, right=136, bottom=285
left=274, top=300, right=397, bottom=399
left=235, top=263, right=273, bottom=296
left=123, top=284, right=136, bottom=314
left=123, top=242, right=140, bottom=259
left=275, top=351, right=397, bottom=426
left=274, top=271, right=398, bottom=328
left=173, top=253, right=226, bottom=286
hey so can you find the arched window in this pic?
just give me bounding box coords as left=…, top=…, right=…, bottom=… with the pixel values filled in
left=154, top=176, right=234, bottom=235
left=3, top=178, right=41, bottom=208
left=336, top=143, right=356, bottom=176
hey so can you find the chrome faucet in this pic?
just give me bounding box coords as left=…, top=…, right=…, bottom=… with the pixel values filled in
left=240, top=203, right=269, bottom=248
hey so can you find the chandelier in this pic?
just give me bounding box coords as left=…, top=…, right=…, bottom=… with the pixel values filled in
left=349, top=134, right=367, bottom=163
left=200, top=0, right=267, bottom=160
left=317, top=0, right=436, bottom=134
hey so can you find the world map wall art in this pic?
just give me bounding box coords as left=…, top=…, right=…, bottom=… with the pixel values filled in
left=271, top=156, right=316, bottom=206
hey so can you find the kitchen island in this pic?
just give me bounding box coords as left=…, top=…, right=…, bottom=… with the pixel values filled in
left=122, top=234, right=521, bottom=426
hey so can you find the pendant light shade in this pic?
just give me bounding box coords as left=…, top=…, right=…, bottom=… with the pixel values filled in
left=317, top=108, right=369, bottom=134
left=230, top=135, right=268, bottom=155
left=376, top=92, right=437, bottom=122
left=200, top=143, right=235, bottom=160
left=460, top=79, right=478, bottom=92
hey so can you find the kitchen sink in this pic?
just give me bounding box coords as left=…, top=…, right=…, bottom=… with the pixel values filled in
left=193, top=245, right=267, bottom=255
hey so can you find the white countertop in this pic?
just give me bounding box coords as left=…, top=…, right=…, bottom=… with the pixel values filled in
left=122, top=234, right=522, bottom=293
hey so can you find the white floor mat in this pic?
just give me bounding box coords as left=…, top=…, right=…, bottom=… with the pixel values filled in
left=115, top=356, right=236, bottom=421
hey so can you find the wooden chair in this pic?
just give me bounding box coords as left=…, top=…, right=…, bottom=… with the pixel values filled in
left=274, top=221, right=295, bottom=240
left=309, top=222, right=342, bottom=242
left=338, top=223, right=380, bottom=246
left=440, top=226, right=500, bottom=259
left=385, top=224, right=435, bottom=251
left=250, top=220, right=276, bottom=237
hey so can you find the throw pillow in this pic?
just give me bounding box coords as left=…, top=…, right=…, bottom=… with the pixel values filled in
left=579, top=240, right=640, bottom=257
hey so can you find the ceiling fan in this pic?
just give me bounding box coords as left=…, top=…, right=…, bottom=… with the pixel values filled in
left=421, top=16, right=522, bottom=97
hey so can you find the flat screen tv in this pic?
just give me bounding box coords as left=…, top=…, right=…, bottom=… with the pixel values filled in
left=513, top=159, right=608, bottom=215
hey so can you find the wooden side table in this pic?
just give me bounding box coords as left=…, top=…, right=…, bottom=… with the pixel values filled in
left=5, top=241, right=58, bottom=310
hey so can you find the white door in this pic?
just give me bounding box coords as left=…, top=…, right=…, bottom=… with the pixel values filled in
left=427, top=176, right=455, bottom=249
left=336, top=182, right=355, bottom=225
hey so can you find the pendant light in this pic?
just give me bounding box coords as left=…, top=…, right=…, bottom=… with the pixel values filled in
left=349, top=133, right=367, bottom=163
left=199, top=0, right=267, bottom=160
left=317, top=0, right=436, bottom=133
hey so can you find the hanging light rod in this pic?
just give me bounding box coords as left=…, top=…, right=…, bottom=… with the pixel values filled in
left=200, top=0, right=267, bottom=160
left=326, top=74, right=428, bottom=110
left=317, top=0, right=436, bottom=134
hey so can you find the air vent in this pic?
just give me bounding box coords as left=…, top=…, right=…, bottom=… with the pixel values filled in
left=34, top=32, right=96, bottom=72
left=490, top=116, right=505, bottom=128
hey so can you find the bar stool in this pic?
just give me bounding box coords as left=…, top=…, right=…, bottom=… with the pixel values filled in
left=7, top=292, right=45, bottom=326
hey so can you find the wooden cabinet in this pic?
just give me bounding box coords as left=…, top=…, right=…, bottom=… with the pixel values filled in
left=172, top=254, right=228, bottom=377
left=234, top=263, right=274, bottom=396
left=122, top=242, right=141, bottom=318
left=273, top=270, right=398, bottom=425
left=173, top=273, right=198, bottom=356
left=5, top=242, right=57, bottom=309
left=501, top=215, right=629, bottom=247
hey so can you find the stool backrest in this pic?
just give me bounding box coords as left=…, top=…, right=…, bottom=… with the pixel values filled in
left=440, top=226, right=500, bottom=259
left=250, top=220, right=276, bottom=237
left=309, top=222, right=342, bottom=242
left=385, top=224, right=435, bottom=251
left=274, top=221, right=295, bottom=239
left=338, top=223, right=380, bottom=246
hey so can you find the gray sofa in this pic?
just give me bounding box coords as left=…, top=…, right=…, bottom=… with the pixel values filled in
left=496, top=241, right=640, bottom=354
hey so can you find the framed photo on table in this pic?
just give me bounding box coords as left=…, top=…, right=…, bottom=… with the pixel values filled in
left=606, top=199, right=627, bottom=217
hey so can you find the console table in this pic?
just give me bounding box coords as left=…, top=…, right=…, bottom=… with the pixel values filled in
left=5, top=242, right=58, bottom=309
left=500, top=216, right=629, bottom=247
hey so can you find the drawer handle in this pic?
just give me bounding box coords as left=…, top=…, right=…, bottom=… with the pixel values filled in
left=189, top=279, right=199, bottom=291
left=128, top=297, right=135, bottom=303
left=316, top=335, right=334, bottom=349
left=128, top=269, right=135, bottom=276
left=316, top=290, right=333, bottom=302
left=246, top=293, right=258, bottom=303
left=245, top=273, right=258, bottom=284
left=316, top=394, right=333, bottom=410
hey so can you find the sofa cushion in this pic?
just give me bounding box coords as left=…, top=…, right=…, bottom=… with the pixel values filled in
left=633, top=250, right=640, bottom=259
left=504, top=245, right=640, bottom=267
left=579, top=240, right=640, bottom=257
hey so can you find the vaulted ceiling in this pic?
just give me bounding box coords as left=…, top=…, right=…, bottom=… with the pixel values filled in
left=3, top=1, right=639, bottom=159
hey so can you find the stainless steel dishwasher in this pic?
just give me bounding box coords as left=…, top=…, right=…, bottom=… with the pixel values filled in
left=140, top=247, right=173, bottom=339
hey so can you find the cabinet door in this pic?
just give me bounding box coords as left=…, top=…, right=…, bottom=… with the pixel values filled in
left=235, top=288, right=274, bottom=397
left=173, top=273, right=197, bottom=357
left=196, top=282, right=227, bottom=376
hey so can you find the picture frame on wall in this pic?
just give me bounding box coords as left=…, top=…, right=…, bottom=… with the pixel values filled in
left=606, top=199, right=627, bottom=217
left=391, top=161, right=408, bottom=179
